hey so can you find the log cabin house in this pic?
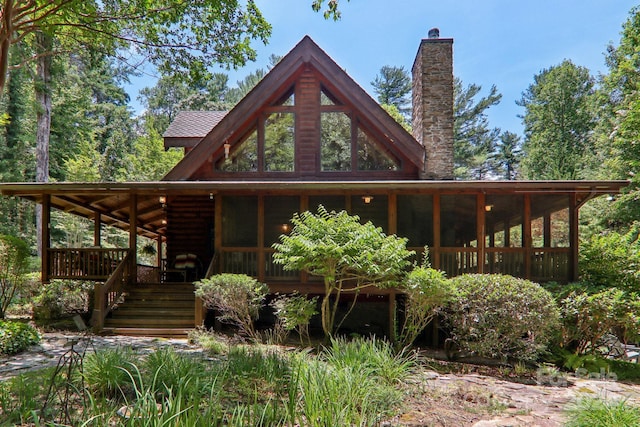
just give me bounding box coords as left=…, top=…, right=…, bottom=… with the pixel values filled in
left=0, top=32, right=627, bottom=337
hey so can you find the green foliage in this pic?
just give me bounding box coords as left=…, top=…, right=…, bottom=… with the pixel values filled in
left=518, top=59, right=596, bottom=180
left=188, top=327, right=227, bottom=355
left=82, top=347, right=139, bottom=399
left=446, top=274, right=559, bottom=362
left=454, top=77, right=502, bottom=179
left=144, top=347, right=206, bottom=399
left=0, top=320, right=40, bottom=355
left=0, top=234, right=30, bottom=318
left=397, top=265, right=452, bottom=349
left=493, top=131, right=522, bottom=180
left=270, top=292, right=318, bottom=345
left=195, top=273, right=268, bottom=341
left=565, top=397, right=640, bottom=427
left=579, top=226, right=640, bottom=292
left=556, top=286, right=640, bottom=354
left=32, top=280, right=94, bottom=322
left=322, top=336, right=416, bottom=385
left=273, top=205, right=413, bottom=337
left=372, top=65, right=412, bottom=118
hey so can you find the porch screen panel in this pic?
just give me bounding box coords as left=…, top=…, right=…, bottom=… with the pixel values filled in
left=485, top=195, right=524, bottom=247
left=440, top=195, right=477, bottom=247
left=308, top=195, right=346, bottom=214
left=531, top=195, right=570, bottom=248
left=485, top=195, right=524, bottom=276
left=264, top=196, right=300, bottom=246
left=351, top=195, right=388, bottom=232
left=397, top=195, right=434, bottom=247
left=222, top=196, right=258, bottom=247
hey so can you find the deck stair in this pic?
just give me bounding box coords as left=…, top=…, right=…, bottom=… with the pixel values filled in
left=102, top=282, right=196, bottom=337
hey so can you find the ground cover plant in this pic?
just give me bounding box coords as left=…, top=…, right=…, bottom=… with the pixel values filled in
left=0, top=335, right=415, bottom=426
left=0, top=319, right=40, bottom=355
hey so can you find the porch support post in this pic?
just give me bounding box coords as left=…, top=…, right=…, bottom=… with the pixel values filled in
left=523, top=194, right=532, bottom=279
left=432, top=194, right=441, bottom=270
left=570, top=193, right=579, bottom=282
left=93, top=211, right=101, bottom=246
left=477, top=193, right=485, bottom=274
left=156, top=236, right=162, bottom=268
left=129, top=193, right=137, bottom=284
left=41, top=194, right=51, bottom=283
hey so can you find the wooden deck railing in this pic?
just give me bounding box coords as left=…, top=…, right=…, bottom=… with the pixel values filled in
left=48, top=248, right=129, bottom=280
left=91, top=251, right=133, bottom=332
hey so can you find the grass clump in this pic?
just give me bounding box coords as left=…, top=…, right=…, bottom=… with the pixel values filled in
left=565, top=397, right=640, bottom=427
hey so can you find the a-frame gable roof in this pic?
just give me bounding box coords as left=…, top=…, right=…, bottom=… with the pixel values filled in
left=163, top=36, right=425, bottom=181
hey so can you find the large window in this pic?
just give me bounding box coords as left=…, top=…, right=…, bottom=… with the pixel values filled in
left=321, top=112, right=351, bottom=171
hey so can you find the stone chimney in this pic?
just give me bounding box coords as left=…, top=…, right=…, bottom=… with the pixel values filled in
left=412, top=28, right=454, bottom=180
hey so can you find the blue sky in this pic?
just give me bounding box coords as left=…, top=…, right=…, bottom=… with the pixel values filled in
left=127, top=0, right=637, bottom=137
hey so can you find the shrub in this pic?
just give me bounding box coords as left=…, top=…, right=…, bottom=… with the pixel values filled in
left=557, top=287, right=639, bottom=354
left=397, top=265, right=452, bottom=349
left=194, top=273, right=268, bottom=341
left=270, top=292, right=318, bottom=345
left=579, top=226, right=640, bottom=292
left=0, top=320, right=40, bottom=355
left=445, top=274, right=559, bottom=362
left=32, top=279, right=93, bottom=322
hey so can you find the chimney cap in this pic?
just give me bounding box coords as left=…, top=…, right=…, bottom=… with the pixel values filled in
left=428, top=28, right=440, bottom=39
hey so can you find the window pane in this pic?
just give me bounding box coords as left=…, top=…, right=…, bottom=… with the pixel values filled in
left=351, top=195, right=388, bottom=232
left=357, top=128, right=399, bottom=171
left=398, top=195, right=433, bottom=247
left=321, top=112, right=351, bottom=171
left=264, top=113, right=295, bottom=172
left=485, top=195, right=523, bottom=247
left=264, top=196, right=300, bottom=246
left=222, top=196, right=258, bottom=247
left=440, top=195, right=477, bottom=247
left=216, top=130, right=257, bottom=172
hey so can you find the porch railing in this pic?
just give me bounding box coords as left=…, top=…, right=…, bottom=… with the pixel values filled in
left=91, top=251, right=133, bottom=332
left=48, top=248, right=129, bottom=280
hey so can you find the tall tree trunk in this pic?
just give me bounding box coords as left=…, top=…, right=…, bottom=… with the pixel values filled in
left=35, top=32, right=52, bottom=258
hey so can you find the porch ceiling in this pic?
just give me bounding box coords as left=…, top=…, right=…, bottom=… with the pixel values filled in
left=0, top=180, right=628, bottom=240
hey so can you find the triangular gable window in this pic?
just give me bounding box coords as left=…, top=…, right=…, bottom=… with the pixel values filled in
left=217, top=130, right=258, bottom=172
left=357, top=127, right=400, bottom=171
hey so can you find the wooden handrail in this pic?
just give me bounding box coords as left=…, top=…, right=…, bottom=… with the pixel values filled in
left=48, top=247, right=129, bottom=281
left=204, top=253, right=219, bottom=279
left=92, top=251, right=133, bottom=333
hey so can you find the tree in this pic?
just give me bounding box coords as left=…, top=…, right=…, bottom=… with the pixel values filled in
left=0, top=234, right=30, bottom=319
left=0, top=1, right=273, bottom=95
left=454, top=78, right=502, bottom=179
left=372, top=65, right=412, bottom=118
left=493, top=131, right=521, bottom=180
left=595, top=6, right=640, bottom=230
left=272, top=206, right=413, bottom=337
left=518, top=60, right=596, bottom=180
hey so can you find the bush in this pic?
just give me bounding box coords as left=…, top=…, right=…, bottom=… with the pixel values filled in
left=579, top=227, right=640, bottom=292
left=194, top=274, right=268, bottom=341
left=0, top=320, right=40, bottom=355
left=32, top=279, right=93, bottom=322
left=0, top=235, right=31, bottom=319
left=557, top=287, right=640, bottom=354
left=397, top=266, right=452, bottom=349
left=270, top=292, right=318, bottom=345
left=445, top=274, right=559, bottom=362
